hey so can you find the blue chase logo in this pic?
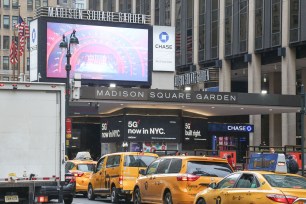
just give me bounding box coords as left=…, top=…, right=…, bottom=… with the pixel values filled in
left=159, top=32, right=169, bottom=43
left=31, top=28, right=36, bottom=43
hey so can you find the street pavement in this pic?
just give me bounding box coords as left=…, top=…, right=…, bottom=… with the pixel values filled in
left=72, top=195, right=132, bottom=204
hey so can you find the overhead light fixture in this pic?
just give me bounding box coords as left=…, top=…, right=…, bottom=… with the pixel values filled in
left=110, top=83, right=116, bottom=88
left=185, top=86, right=191, bottom=91
left=261, top=90, right=267, bottom=94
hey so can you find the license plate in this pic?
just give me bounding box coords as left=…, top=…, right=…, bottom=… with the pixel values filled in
left=5, top=195, right=19, bottom=203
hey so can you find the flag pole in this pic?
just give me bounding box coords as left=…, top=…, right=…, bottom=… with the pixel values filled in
left=13, top=24, right=16, bottom=80
left=17, top=4, right=21, bottom=80
left=23, top=17, right=26, bottom=81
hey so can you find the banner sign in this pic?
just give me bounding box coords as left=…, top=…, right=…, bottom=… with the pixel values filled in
left=124, top=116, right=180, bottom=142
left=174, top=70, right=209, bottom=87
left=36, top=7, right=150, bottom=24
left=81, top=87, right=238, bottom=104
left=208, top=123, right=254, bottom=133
left=153, top=26, right=175, bottom=71
left=101, top=116, right=124, bottom=142
left=183, top=117, right=209, bottom=144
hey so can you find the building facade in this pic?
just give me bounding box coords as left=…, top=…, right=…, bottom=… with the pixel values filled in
left=1, top=0, right=305, bottom=151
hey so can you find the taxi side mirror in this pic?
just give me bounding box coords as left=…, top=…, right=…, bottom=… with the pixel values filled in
left=208, top=182, right=217, bottom=189
left=139, top=169, right=146, bottom=175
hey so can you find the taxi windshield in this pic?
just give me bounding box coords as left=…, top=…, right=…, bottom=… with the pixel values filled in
left=187, top=161, right=233, bottom=177
left=263, top=174, right=306, bottom=189
left=124, top=155, right=157, bottom=167
left=78, top=164, right=95, bottom=172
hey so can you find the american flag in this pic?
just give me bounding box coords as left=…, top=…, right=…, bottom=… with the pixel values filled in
left=17, top=16, right=30, bottom=55
left=10, top=37, right=18, bottom=64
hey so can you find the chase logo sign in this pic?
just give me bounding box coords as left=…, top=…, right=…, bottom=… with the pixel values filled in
left=155, top=32, right=172, bottom=49
left=159, top=32, right=169, bottom=43
left=208, top=124, right=254, bottom=133
left=31, top=28, right=36, bottom=43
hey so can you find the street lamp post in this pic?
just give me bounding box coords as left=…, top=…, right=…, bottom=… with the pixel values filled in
left=300, top=84, right=305, bottom=176
left=59, top=30, right=79, bottom=157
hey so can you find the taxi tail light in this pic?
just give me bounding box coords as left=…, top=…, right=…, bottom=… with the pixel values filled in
left=36, top=196, right=48, bottom=203
left=177, top=174, right=200, bottom=182
left=73, top=172, right=84, bottom=177
left=119, top=175, right=123, bottom=185
left=266, top=194, right=297, bottom=204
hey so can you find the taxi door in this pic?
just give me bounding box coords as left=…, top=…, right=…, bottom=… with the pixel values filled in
left=226, top=173, right=263, bottom=204
left=209, top=173, right=241, bottom=204
left=148, top=158, right=172, bottom=203
left=141, top=160, right=160, bottom=203
left=90, top=157, right=106, bottom=195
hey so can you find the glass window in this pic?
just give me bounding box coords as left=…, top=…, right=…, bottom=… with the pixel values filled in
left=3, top=77, right=9, bottom=81
left=12, top=0, right=19, bottom=9
left=35, top=0, right=41, bottom=8
left=255, top=0, right=263, bottom=49
left=271, top=0, right=281, bottom=46
left=124, top=155, right=157, bottom=167
left=3, top=56, right=9, bottom=70
left=77, top=164, right=95, bottom=172
left=65, top=162, right=75, bottom=173
left=3, top=15, right=10, bottom=29
left=290, top=0, right=299, bottom=42
left=186, top=161, right=233, bottom=177
left=3, top=35, right=9, bottom=49
left=168, top=158, right=182, bottom=173
left=27, top=0, right=33, bottom=11
left=96, top=157, right=105, bottom=172
left=239, top=0, right=248, bottom=52
left=156, top=159, right=171, bottom=174
left=42, top=0, right=48, bottom=7
left=27, top=57, right=30, bottom=71
left=211, top=0, right=219, bottom=59
left=106, top=155, right=121, bottom=168
left=12, top=16, right=18, bottom=28
left=3, top=0, right=9, bottom=8
left=103, top=0, right=115, bottom=12
left=217, top=173, right=240, bottom=189
left=136, top=0, right=150, bottom=15
left=27, top=17, right=33, bottom=25
left=146, top=160, right=159, bottom=175
left=236, top=174, right=259, bottom=188
left=263, top=174, right=306, bottom=189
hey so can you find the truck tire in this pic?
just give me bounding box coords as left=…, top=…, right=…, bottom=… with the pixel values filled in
left=64, top=198, right=73, bottom=204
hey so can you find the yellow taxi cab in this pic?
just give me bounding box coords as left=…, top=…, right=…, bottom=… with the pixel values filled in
left=87, top=152, right=158, bottom=203
left=133, top=155, right=233, bottom=204
left=193, top=170, right=306, bottom=204
left=65, top=159, right=97, bottom=197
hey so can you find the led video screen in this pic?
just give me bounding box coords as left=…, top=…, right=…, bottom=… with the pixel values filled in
left=46, top=22, right=149, bottom=83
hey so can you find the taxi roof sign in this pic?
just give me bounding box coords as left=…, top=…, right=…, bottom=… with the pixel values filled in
left=248, top=153, right=287, bottom=173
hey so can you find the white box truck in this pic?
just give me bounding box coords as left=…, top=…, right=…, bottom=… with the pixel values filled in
left=0, top=82, right=75, bottom=204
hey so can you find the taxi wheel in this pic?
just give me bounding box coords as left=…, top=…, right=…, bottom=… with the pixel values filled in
left=196, top=198, right=206, bottom=204
left=87, top=184, right=96, bottom=200
left=163, top=191, right=173, bottom=204
left=133, top=187, right=142, bottom=204
left=111, top=186, right=119, bottom=203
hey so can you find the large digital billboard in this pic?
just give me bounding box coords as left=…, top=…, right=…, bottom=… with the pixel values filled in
left=31, top=17, right=152, bottom=87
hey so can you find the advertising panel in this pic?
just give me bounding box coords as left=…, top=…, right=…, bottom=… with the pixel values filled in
left=183, top=117, right=209, bottom=145
left=125, top=116, right=180, bottom=142
left=153, top=26, right=175, bottom=71
left=30, top=19, right=38, bottom=82
left=33, top=17, right=152, bottom=87
left=100, top=116, right=124, bottom=143
left=47, top=22, right=149, bottom=82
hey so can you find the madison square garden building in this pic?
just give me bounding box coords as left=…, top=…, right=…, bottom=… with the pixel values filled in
left=26, top=0, right=305, bottom=162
